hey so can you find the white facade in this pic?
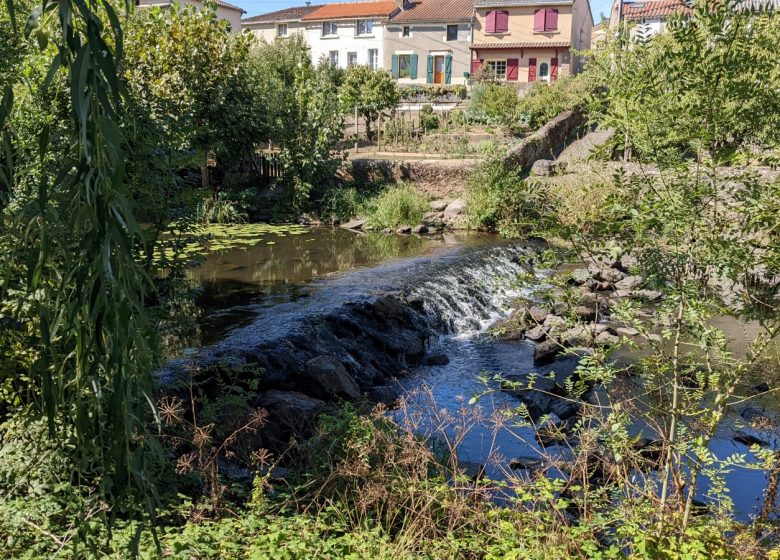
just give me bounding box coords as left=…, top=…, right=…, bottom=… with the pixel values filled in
left=136, top=0, right=244, bottom=32
left=306, top=19, right=387, bottom=70
left=245, top=20, right=309, bottom=43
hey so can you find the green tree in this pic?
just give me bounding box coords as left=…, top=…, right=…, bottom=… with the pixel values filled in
left=340, top=65, right=399, bottom=139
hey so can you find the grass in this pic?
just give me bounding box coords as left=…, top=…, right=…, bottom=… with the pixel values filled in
left=363, top=184, right=430, bottom=230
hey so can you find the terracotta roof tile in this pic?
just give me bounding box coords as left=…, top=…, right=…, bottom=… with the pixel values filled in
left=623, top=0, right=692, bottom=20
left=243, top=5, right=322, bottom=24
left=390, top=0, right=473, bottom=22
left=302, top=1, right=400, bottom=21
left=471, top=40, right=571, bottom=48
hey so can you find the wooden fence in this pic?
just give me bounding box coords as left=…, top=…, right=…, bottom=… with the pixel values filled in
left=254, top=152, right=283, bottom=186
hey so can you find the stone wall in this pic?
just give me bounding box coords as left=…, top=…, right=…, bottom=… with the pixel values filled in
left=343, top=158, right=478, bottom=199
left=503, top=109, right=586, bottom=171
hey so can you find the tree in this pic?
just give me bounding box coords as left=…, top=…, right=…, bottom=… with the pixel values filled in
left=339, top=65, right=399, bottom=139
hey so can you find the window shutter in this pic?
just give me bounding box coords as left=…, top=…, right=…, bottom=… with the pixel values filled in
left=533, top=9, right=545, bottom=32
left=444, top=54, right=453, bottom=84
left=528, top=57, right=537, bottom=82
left=496, top=10, right=509, bottom=33
left=426, top=55, right=434, bottom=83
left=545, top=9, right=558, bottom=31
left=551, top=58, right=558, bottom=81
left=471, top=58, right=483, bottom=75
left=506, top=58, right=519, bottom=81
left=410, top=54, right=419, bottom=80
left=486, top=10, right=496, bottom=33
left=391, top=54, right=399, bottom=78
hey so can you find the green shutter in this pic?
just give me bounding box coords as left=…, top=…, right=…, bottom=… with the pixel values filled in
left=391, top=54, right=399, bottom=78
left=410, top=54, right=419, bottom=80
left=444, top=54, right=453, bottom=84
left=426, top=55, right=434, bottom=84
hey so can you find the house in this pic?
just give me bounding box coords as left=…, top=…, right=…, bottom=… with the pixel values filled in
left=384, top=0, right=474, bottom=85
left=301, top=1, right=401, bottom=69
left=609, top=0, right=691, bottom=38
left=241, top=4, right=322, bottom=42
left=471, top=0, right=593, bottom=84
left=135, top=0, right=245, bottom=31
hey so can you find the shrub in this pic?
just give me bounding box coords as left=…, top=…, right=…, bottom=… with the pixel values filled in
left=364, top=184, right=429, bottom=229
left=466, top=83, right=520, bottom=129
left=197, top=193, right=246, bottom=224
left=515, top=76, right=591, bottom=129
left=419, top=105, right=440, bottom=132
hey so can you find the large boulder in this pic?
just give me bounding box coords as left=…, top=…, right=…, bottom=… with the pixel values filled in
left=501, top=373, right=556, bottom=418
left=257, top=390, right=326, bottom=428
left=442, top=198, right=468, bottom=229
left=305, top=355, right=362, bottom=401
left=341, top=218, right=366, bottom=231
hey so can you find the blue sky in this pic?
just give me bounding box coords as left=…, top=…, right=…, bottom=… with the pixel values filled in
left=239, top=0, right=613, bottom=23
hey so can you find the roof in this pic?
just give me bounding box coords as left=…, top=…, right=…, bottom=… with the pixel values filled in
left=475, top=0, right=572, bottom=6
left=301, top=1, right=400, bottom=21
left=215, top=0, right=244, bottom=13
left=471, top=40, right=571, bottom=48
left=242, top=5, right=322, bottom=24
left=390, top=0, right=473, bottom=22
left=622, top=0, right=691, bottom=20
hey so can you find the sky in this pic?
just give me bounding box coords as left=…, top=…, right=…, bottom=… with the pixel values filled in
left=238, top=0, right=614, bottom=23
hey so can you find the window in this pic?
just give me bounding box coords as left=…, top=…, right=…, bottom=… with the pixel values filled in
left=347, top=52, right=358, bottom=67
left=539, top=62, right=550, bottom=81
left=368, top=49, right=379, bottom=70
left=398, top=54, right=412, bottom=78
left=357, top=19, right=373, bottom=35
left=322, top=21, right=338, bottom=36
left=486, top=60, right=507, bottom=80
left=485, top=10, right=509, bottom=33
left=329, top=50, right=339, bottom=67
left=533, top=9, right=558, bottom=32
left=402, top=26, right=410, bottom=37
left=276, top=23, right=288, bottom=37
left=446, top=25, right=458, bottom=41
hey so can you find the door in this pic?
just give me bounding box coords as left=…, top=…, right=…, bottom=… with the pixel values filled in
left=538, top=60, right=551, bottom=83
left=434, top=56, right=445, bottom=84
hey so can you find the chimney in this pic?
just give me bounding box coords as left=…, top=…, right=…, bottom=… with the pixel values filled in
left=395, top=0, right=408, bottom=10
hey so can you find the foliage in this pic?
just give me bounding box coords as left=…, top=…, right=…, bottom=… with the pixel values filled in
left=466, top=82, right=520, bottom=129
left=363, top=184, right=429, bottom=229
left=515, top=76, right=591, bottom=129
left=340, top=65, right=399, bottom=137
left=398, top=84, right=467, bottom=102
left=197, top=192, right=246, bottom=224
left=419, top=105, right=440, bottom=132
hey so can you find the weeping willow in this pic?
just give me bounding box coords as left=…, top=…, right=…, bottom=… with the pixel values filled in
left=0, top=0, right=160, bottom=553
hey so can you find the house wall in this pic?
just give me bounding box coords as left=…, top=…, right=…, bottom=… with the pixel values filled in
left=383, top=22, right=472, bottom=85
left=570, top=0, right=593, bottom=72
left=244, top=21, right=309, bottom=43
left=473, top=4, right=575, bottom=45
left=306, top=19, right=386, bottom=69
left=473, top=47, right=572, bottom=82
left=136, top=0, right=243, bottom=31
left=628, top=18, right=666, bottom=40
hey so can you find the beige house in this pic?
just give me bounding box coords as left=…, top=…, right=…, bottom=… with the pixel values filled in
left=135, top=0, right=245, bottom=31
left=242, top=4, right=322, bottom=42
left=384, top=0, right=474, bottom=86
left=471, top=0, right=593, bottom=84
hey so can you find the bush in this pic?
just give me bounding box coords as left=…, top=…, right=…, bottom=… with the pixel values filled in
left=466, top=83, right=519, bottom=129
left=196, top=193, right=246, bottom=224
left=515, top=76, right=591, bottom=129
left=364, top=184, right=429, bottom=229
left=419, top=105, right=440, bottom=132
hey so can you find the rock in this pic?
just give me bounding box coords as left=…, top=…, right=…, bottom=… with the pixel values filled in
left=528, top=306, right=550, bottom=324
left=569, top=268, right=591, bottom=285
left=616, top=327, right=640, bottom=338
left=368, top=385, right=402, bottom=406
left=412, top=224, right=429, bottom=234
left=615, top=275, right=644, bottom=291
left=509, top=456, right=545, bottom=470
left=561, top=325, right=593, bottom=348
left=633, top=289, right=663, bottom=302
left=633, top=438, right=663, bottom=466
left=536, top=413, right=567, bottom=446
left=740, top=407, right=774, bottom=429
left=613, top=289, right=631, bottom=299
left=381, top=228, right=392, bottom=234
left=525, top=325, right=548, bottom=342
left=573, top=305, right=598, bottom=322
left=578, top=291, right=599, bottom=306
left=530, top=159, right=556, bottom=176
left=590, top=265, right=626, bottom=284
left=752, top=382, right=771, bottom=395
left=595, top=331, right=620, bottom=347
left=550, top=397, right=581, bottom=420
left=502, top=373, right=556, bottom=418
left=593, top=324, right=610, bottom=335
left=616, top=254, right=639, bottom=272
left=430, top=200, right=449, bottom=212
left=462, top=462, right=486, bottom=481
left=734, top=429, right=770, bottom=447
left=443, top=199, right=467, bottom=229
left=543, top=314, right=567, bottom=329
left=396, top=225, right=412, bottom=234
left=257, top=390, right=326, bottom=426
left=534, top=339, right=562, bottom=364
left=305, top=355, right=361, bottom=401
left=341, top=218, right=366, bottom=230
left=422, top=211, right=444, bottom=228
left=423, top=353, right=450, bottom=366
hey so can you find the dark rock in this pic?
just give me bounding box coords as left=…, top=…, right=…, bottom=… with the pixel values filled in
left=368, top=384, right=402, bottom=406
left=396, top=225, right=412, bottom=234
left=462, top=462, right=486, bottom=482
left=752, top=382, right=771, bottom=395
left=528, top=305, right=550, bottom=324
left=502, top=373, right=556, bottom=418
left=258, top=390, right=326, bottom=427
left=561, top=325, right=593, bottom=348
left=534, top=339, right=562, bottom=364
left=536, top=413, right=567, bottom=446
left=423, top=353, right=450, bottom=366
left=412, top=224, right=429, bottom=234
left=550, top=397, right=581, bottom=420
left=633, top=438, right=663, bottom=467
left=578, top=291, right=599, bottom=306
left=573, top=305, right=598, bottom=322
left=633, top=289, right=663, bottom=302
left=509, top=455, right=545, bottom=470
left=305, top=355, right=361, bottom=401
left=616, top=327, right=640, bottom=338
left=734, top=429, right=770, bottom=447
left=595, top=331, right=620, bottom=347
left=341, top=218, right=366, bottom=230
left=615, top=275, right=644, bottom=291
left=740, top=407, right=774, bottom=429
left=589, top=265, right=626, bottom=284
left=525, top=325, right=548, bottom=342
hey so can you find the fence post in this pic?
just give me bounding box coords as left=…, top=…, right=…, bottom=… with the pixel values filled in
left=354, top=106, right=359, bottom=153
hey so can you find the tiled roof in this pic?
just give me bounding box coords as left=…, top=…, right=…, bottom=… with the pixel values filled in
left=390, top=0, right=473, bottom=22
left=242, top=5, right=322, bottom=24
left=215, top=0, right=244, bottom=12
left=475, top=0, right=572, bottom=6
left=301, top=1, right=400, bottom=20
left=472, top=40, right=571, bottom=48
left=622, top=0, right=691, bottom=20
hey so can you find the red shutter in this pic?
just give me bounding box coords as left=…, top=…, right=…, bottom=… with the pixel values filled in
left=551, top=58, right=559, bottom=81
left=486, top=10, right=496, bottom=33
left=533, top=9, right=545, bottom=32
left=545, top=9, right=558, bottom=31
left=496, top=10, right=509, bottom=33
left=528, top=58, right=537, bottom=82
left=471, top=58, right=483, bottom=75
left=506, top=58, right=519, bottom=81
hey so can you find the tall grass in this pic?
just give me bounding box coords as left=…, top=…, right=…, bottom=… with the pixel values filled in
left=364, top=184, right=429, bottom=230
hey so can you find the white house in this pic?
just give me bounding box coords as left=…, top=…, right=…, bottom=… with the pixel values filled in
left=241, top=4, right=322, bottom=42
left=301, top=1, right=401, bottom=69
left=135, top=0, right=245, bottom=31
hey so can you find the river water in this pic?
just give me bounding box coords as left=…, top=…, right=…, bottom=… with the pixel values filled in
left=180, top=225, right=778, bottom=521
